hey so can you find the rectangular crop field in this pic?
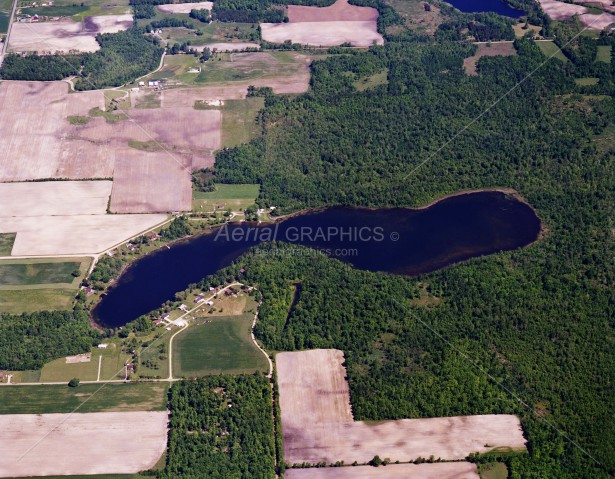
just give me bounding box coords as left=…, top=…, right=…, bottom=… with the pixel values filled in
left=157, top=2, right=212, bottom=13
left=285, top=463, right=480, bottom=479
left=0, top=411, right=167, bottom=477
left=261, top=21, right=383, bottom=47
left=277, top=349, right=527, bottom=465
left=535, top=40, right=568, bottom=62
left=192, top=183, right=259, bottom=212
left=0, top=382, right=168, bottom=414
left=0, top=289, right=75, bottom=314
left=172, top=312, right=269, bottom=376
left=221, top=98, right=265, bottom=147
left=0, top=259, right=82, bottom=286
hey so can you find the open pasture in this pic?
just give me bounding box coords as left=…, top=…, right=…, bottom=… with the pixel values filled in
left=8, top=15, right=132, bottom=54
left=192, top=183, right=259, bottom=212
left=0, top=258, right=86, bottom=287
left=277, top=349, right=527, bottom=465
left=0, top=382, right=168, bottom=414
left=536, top=0, right=587, bottom=20
left=261, top=20, right=383, bottom=47
left=535, top=40, right=568, bottom=62
left=0, top=411, right=167, bottom=477
left=596, top=45, right=611, bottom=63
left=0, top=288, right=76, bottom=313
left=288, top=0, right=377, bottom=22
left=0, top=181, right=111, bottom=217
left=464, top=42, right=517, bottom=76
left=157, top=1, right=213, bottom=13
left=285, top=463, right=480, bottom=479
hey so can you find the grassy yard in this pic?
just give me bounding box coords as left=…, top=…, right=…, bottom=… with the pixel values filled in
left=0, top=289, right=75, bottom=314
left=192, top=183, right=259, bottom=212
left=0, top=233, right=15, bottom=255
left=173, top=308, right=268, bottom=376
left=0, top=382, right=168, bottom=414
left=596, top=45, right=611, bottom=63
left=535, top=40, right=568, bottom=63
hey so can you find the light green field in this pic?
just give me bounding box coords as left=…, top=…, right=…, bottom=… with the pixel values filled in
left=0, top=289, right=75, bottom=314
left=0, top=0, right=12, bottom=34
left=575, top=77, right=599, bottom=86
left=173, top=309, right=268, bottom=376
left=596, top=45, right=611, bottom=63
left=138, top=333, right=171, bottom=379
left=0, top=382, right=168, bottom=414
left=40, top=342, right=131, bottom=382
left=221, top=97, right=264, bottom=147
left=192, top=183, right=259, bottom=212
left=354, top=69, right=388, bottom=92
left=0, top=259, right=85, bottom=287
left=535, top=40, right=568, bottom=63
left=479, top=462, right=508, bottom=479
left=0, top=232, right=15, bottom=255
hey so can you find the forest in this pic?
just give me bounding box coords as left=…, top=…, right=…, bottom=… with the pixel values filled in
left=160, top=376, right=276, bottom=479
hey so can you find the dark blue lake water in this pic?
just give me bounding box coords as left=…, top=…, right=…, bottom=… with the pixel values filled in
left=93, top=191, right=541, bottom=328
left=445, top=0, right=525, bottom=17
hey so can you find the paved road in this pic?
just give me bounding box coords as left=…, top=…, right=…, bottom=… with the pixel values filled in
left=0, top=0, right=18, bottom=67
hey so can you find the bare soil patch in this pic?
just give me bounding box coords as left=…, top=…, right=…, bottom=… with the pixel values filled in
left=65, top=353, right=91, bottom=363
left=8, top=15, right=132, bottom=53
left=261, top=21, right=383, bottom=47
left=464, top=42, right=517, bottom=76
left=578, top=11, right=615, bottom=28
left=0, top=181, right=111, bottom=216
left=277, top=349, right=527, bottom=466
left=572, top=0, right=615, bottom=12
left=288, top=0, right=377, bottom=22
left=194, top=42, right=260, bottom=51
left=285, top=462, right=480, bottom=479
left=536, top=0, right=588, bottom=20
left=0, top=411, right=167, bottom=477
left=0, top=214, right=167, bottom=255
left=157, top=2, right=213, bottom=13
left=110, top=150, right=192, bottom=213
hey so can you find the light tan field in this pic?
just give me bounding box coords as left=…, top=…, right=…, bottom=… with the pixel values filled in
left=536, top=0, right=588, bottom=20
left=110, top=151, right=192, bottom=213
left=288, top=0, right=378, bottom=22
left=0, top=214, right=167, bottom=256
left=285, top=463, right=480, bottom=479
left=261, top=20, right=383, bottom=47
left=579, top=12, right=615, bottom=28
left=464, top=42, right=517, bottom=76
left=572, top=0, right=615, bottom=12
left=0, top=82, right=111, bottom=181
left=8, top=15, right=132, bottom=54
left=277, top=349, right=527, bottom=466
left=0, top=411, right=167, bottom=477
left=157, top=1, right=213, bottom=13
left=0, top=181, right=112, bottom=216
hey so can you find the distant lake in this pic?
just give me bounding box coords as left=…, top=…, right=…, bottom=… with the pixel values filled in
left=445, top=0, right=525, bottom=17
left=93, top=191, right=541, bottom=328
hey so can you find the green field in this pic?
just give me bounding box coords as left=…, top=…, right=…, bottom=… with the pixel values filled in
left=0, top=288, right=75, bottom=314
left=354, top=69, right=388, bottom=91
left=20, top=5, right=88, bottom=16
left=535, top=40, right=568, bottom=63
left=0, top=0, right=11, bottom=33
left=575, top=77, right=599, bottom=86
left=221, top=98, right=264, bottom=147
left=0, top=382, right=168, bottom=414
left=479, top=462, right=509, bottom=479
left=596, top=45, right=611, bottom=63
left=192, top=183, right=259, bottom=212
left=0, top=233, right=15, bottom=255
left=173, top=312, right=268, bottom=376
left=0, top=260, right=82, bottom=286
left=18, top=0, right=131, bottom=18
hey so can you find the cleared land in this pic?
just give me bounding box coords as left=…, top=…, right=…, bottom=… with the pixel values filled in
left=173, top=313, right=269, bottom=376
left=220, top=97, right=264, bottom=147
left=110, top=151, right=193, bottom=213
left=536, top=0, right=587, bottom=20
left=596, top=45, right=611, bottom=62
left=195, top=42, right=260, bottom=51
left=578, top=12, right=615, bottom=29
left=0, top=288, right=75, bottom=313
left=0, top=233, right=16, bottom=255
left=535, top=40, right=568, bottom=62
left=8, top=15, right=132, bottom=53
left=261, top=20, right=383, bottom=47
left=464, top=42, right=517, bottom=75
left=0, top=411, right=167, bottom=477
left=277, top=349, right=527, bottom=465
left=285, top=463, right=480, bottom=479
left=0, top=181, right=111, bottom=216
left=192, top=183, right=259, bottom=212
left=157, top=1, right=213, bottom=13
left=572, top=0, right=615, bottom=12
left=0, top=258, right=86, bottom=287
left=262, top=0, right=382, bottom=47
left=0, top=378, right=168, bottom=414
left=0, top=214, right=167, bottom=255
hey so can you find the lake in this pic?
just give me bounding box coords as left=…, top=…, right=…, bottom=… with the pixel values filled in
left=93, top=191, right=541, bottom=328
left=444, top=0, right=525, bottom=17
